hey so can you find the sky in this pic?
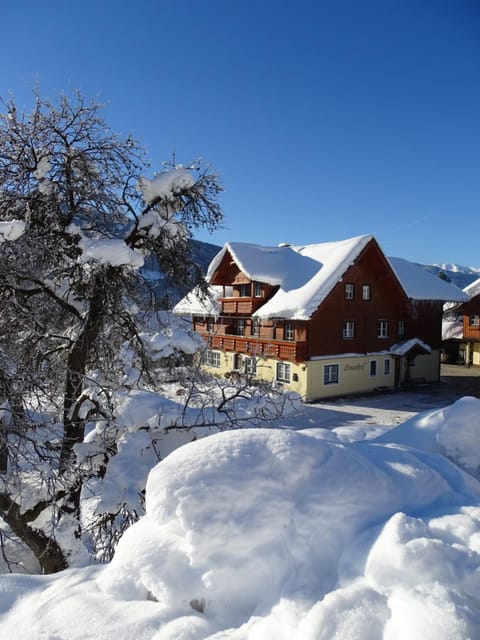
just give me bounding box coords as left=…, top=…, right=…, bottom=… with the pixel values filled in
left=2, top=0, right=480, bottom=267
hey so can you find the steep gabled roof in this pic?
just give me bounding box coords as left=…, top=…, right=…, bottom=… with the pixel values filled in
left=251, top=235, right=373, bottom=320
left=174, top=235, right=469, bottom=320
left=206, top=235, right=374, bottom=320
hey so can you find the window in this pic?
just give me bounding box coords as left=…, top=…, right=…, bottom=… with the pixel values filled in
left=236, top=319, right=245, bottom=336
left=398, top=319, right=405, bottom=337
left=469, top=314, right=480, bottom=327
left=284, top=322, right=294, bottom=341
left=343, top=320, right=355, bottom=339
left=345, top=283, right=355, bottom=300
left=252, top=318, right=260, bottom=337
left=384, top=359, right=391, bottom=376
left=203, top=350, right=221, bottom=368
left=239, top=283, right=250, bottom=297
left=362, top=284, right=371, bottom=301
left=377, top=320, right=389, bottom=338
left=206, top=317, right=214, bottom=333
left=244, top=357, right=257, bottom=377
left=254, top=282, right=263, bottom=298
left=370, top=360, right=377, bottom=377
left=324, top=364, right=339, bottom=385
left=276, top=362, right=291, bottom=383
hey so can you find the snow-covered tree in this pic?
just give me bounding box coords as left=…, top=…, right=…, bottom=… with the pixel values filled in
left=0, top=90, right=223, bottom=572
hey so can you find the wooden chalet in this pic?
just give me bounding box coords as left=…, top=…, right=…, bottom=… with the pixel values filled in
left=443, top=278, right=480, bottom=365
left=175, top=235, right=468, bottom=400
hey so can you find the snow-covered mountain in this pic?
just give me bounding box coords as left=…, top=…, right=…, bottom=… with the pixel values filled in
left=420, top=263, right=480, bottom=290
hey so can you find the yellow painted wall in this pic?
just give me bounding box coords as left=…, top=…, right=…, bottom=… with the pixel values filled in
left=201, top=349, right=441, bottom=402
left=305, top=355, right=394, bottom=401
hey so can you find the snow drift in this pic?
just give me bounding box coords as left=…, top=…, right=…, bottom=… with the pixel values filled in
left=1, top=398, right=480, bottom=639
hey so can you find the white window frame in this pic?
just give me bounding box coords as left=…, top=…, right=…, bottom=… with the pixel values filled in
left=377, top=320, right=389, bottom=338
left=343, top=320, right=355, bottom=339
left=204, top=350, right=221, bottom=368
left=345, top=283, right=355, bottom=300
left=254, top=282, right=263, bottom=298
left=276, top=361, right=291, bottom=383
left=284, top=322, right=294, bottom=341
left=470, top=314, right=480, bottom=327
left=362, top=284, right=371, bottom=301
left=323, top=364, right=339, bottom=385
left=252, top=318, right=260, bottom=337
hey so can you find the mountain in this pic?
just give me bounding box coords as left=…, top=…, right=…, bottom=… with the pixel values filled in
left=419, top=263, right=480, bottom=290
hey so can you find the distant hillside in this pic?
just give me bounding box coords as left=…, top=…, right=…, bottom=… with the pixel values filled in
left=190, top=238, right=222, bottom=273
left=419, top=263, right=480, bottom=290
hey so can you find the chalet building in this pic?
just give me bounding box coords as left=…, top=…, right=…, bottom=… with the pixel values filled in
left=443, top=278, right=480, bottom=365
left=175, top=235, right=468, bottom=401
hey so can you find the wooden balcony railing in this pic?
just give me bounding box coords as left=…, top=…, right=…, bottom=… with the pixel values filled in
left=219, top=297, right=265, bottom=315
left=199, top=332, right=308, bottom=363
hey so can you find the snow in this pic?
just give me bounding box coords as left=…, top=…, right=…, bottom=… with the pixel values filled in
left=389, top=256, right=469, bottom=302
left=184, top=236, right=468, bottom=322
left=464, top=276, right=480, bottom=298
left=138, top=168, right=195, bottom=204
left=1, top=394, right=480, bottom=638
left=173, top=285, right=223, bottom=317
left=389, top=337, right=431, bottom=356
left=0, top=219, right=25, bottom=242
left=79, top=236, right=144, bottom=268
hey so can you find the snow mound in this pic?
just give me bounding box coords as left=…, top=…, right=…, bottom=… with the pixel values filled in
left=98, top=427, right=480, bottom=637
left=374, top=396, right=480, bottom=477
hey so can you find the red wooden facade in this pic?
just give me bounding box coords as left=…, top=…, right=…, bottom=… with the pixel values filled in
left=193, top=239, right=443, bottom=365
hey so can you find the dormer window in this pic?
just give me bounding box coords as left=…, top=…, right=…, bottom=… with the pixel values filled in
left=254, top=282, right=263, bottom=297
left=345, top=283, right=355, bottom=300
left=469, top=314, right=480, bottom=327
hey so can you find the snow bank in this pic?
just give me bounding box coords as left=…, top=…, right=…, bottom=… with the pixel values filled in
left=98, top=427, right=480, bottom=638
left=2, top=398, right=480, bottom=639
left=374, top=396, right=480, bottom=477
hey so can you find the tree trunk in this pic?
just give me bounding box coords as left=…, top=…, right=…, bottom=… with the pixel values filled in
left=0, top=495, right=68, bottom=573
left=60, top=273, right=108, bottom=471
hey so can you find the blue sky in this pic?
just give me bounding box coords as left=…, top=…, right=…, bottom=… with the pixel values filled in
left=2, top=0, right=480, bottom=266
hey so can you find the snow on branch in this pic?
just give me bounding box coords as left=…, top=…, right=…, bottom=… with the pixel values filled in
left=0, top=220, right=25, bottom=242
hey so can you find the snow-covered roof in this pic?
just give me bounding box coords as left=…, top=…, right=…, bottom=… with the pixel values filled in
left=173, top=285, right=222, bottom=317
left=464, top=276, right=480, bottom=298
left=389, top=338, right=431, bottom=356
left=174, top=236, right=469, bottom=320
left=209, top=235, right=373, bottom=320
left=388, top=257, right=469, bottom=303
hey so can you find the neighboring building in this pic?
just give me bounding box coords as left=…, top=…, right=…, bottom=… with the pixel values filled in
left=442, top=278, right=480, bottom=365
left=175, top=235, right=468, bottom=400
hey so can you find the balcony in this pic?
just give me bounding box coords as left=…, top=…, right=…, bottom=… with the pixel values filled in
left=200, top=332, right=308, bottom=363
left=220, top=297, right=265, bottom=315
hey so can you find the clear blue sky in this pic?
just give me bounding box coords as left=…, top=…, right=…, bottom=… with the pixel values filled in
left=2, top=0, right=480, bottom=266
